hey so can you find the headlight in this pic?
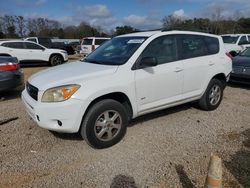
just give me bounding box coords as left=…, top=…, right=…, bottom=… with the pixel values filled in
left=61, top=51, right=68, bottom=54
left=42, top=84, right=80, bottom=102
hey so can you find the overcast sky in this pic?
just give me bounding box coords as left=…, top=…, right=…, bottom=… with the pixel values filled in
left=0, top=0, right=250, bottom=30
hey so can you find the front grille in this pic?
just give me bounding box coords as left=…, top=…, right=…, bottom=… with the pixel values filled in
left=26, top=82, right=38, bottom=101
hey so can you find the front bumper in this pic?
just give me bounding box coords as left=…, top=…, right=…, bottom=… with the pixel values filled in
left=230, top=73, right=250, bottom=84
left=64, top=54, right=69, bottom=62
left=21, top=89, right=87, bottom=133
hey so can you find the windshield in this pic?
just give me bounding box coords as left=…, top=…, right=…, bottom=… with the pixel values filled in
left=240, top=48, right=250, bottom=57
left=222, top=36, right=239, bottom=44
left=84, top=36, right=147, bottom=65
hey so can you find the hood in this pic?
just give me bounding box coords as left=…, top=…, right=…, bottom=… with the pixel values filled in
left=233, top=56, right=250, bottom=67
left=29, top=61, right=118, bottom=90
left=224, top=43, right=242, bottom=52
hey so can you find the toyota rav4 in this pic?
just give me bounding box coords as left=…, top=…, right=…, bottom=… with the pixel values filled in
left=22, top=30, right=232, bottom=149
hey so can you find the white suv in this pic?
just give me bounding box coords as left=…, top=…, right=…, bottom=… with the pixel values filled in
left=81, top=37, right=110, bottom=57
left=0, top=41, right=68, bottom=66
left=221, top=34, right=250, bottom=56
left=22, top=30, right=232, bottom=149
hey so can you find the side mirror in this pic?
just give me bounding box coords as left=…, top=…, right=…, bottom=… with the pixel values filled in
left=139, top=57, right=157, bottom=68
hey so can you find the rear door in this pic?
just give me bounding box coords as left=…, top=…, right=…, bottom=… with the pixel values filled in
left=178, top=34, right=220, bottom=98
left=2, top=42, right=27, bottom=61
left=81, top=38, right=93, bottom=55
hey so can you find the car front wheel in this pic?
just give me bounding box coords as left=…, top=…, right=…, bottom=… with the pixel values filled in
left=50, top=55, right=63, bottom=66
left=80, top=99, right=128, bottom=149
left=199, top=79, right=224, bottom=111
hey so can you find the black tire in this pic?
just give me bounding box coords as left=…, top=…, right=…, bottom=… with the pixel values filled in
left=80, top=99, right=128, bottom=149
left=199, top=79, right=224, bottom=111
left=50, top=55, right=63, bottom=66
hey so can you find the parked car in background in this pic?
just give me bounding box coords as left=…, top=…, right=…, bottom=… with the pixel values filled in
left=22, top=30, right=231, bottom=149
left=52, top=42, right=75, bottom=55
left=69, top=41, right=81, bottom=53
left=25, top=37, right=75, bottom=55
left=0, top=41, right=68, bottom=66
left=221, top=34, right=250, bottom=56
left=25, top=37, right=53, bottom=48
left=231, top=47, right=250, bottom=84
left=81, top=37, right=110, bottom=57
left=0, top=56, right=23, bottom=92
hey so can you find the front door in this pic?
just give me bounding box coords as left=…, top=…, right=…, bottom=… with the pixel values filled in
left=135, top=35, right=183, bottom=114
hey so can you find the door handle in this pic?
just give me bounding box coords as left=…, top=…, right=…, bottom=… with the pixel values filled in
left=209, top=62, right=215, bottom=66
left=174, top=67, right=183, bottom=72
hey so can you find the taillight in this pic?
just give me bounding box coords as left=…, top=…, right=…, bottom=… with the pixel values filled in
left=92, top=45, right=95, bottom=51
left=226, top=52, right=233, bottom=60
left=0, top=63, right=19, bottom=71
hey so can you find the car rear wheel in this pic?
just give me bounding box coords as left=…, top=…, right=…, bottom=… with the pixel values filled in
left=50, top=55, right=63, bottom=66
left=199, top=79, right=224, bottom=111
left=80, top=99, right=128, bottom=149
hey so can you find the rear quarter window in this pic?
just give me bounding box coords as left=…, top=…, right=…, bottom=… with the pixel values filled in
left=27, top=38, right=37, bottom=43
left=204, top=36, right=219, bottom=55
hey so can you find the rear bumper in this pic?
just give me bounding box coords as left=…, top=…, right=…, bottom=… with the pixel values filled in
left=0, top=70, right=24, bottom=92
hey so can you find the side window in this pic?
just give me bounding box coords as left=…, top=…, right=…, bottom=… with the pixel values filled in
left=27, top=38, right=37, bottom=43
left=2, top=42, right=25, bottom=49
left=82, top=39, right=93, bottom=45
left=24, top=42, right=44, bottom=50
left=178, top=35, right=210, bottom=59
left=239, top=36, right=247, bottom=44
left=140, top=35, right=177, bottom=65
left=204, top=36, right=219, bottom=55
left=95, top=39, right=108, bottom=45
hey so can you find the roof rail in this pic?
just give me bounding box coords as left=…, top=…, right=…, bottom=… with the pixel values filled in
left=138, top=28, right=163, bottom=32
left=161, top=27, right=213, bottom=34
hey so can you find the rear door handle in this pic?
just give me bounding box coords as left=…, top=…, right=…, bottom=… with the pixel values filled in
left=174, top=67, right=183, bottom=72
left=209, top=62, right=215, bottom=66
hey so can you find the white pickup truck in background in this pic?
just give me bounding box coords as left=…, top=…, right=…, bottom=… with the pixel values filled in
left=221, top=34, right=250, bottom=56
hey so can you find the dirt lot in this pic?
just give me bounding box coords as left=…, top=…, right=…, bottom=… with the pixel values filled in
left=0, top=57, right=250, bottom=188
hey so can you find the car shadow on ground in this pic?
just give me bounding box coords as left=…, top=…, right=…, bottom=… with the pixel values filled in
left=110, top=174, right=138, bottom=188
left=227, top=82, right=250, bottom=90
left=20, top=63, right=50, bottom=68
left=175, top=164, right=196, bottom=188
left=129, top=103, right=194, bottom=127
left=50, top=131, right=83, bottom=141
left=51, top=103, right=195, bottom=141
left=0, top=88, right=24, bottom=102
left=224, top=129, right=250, bottom=187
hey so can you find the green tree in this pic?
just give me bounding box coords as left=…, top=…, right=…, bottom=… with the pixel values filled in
left=114, top=25, right=138, bottom=36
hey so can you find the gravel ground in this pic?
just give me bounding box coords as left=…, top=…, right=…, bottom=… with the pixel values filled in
left=0, top=58, right=249, bottom=188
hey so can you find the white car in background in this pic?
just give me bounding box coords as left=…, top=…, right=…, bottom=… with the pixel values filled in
left=221, top=34, right=250, bottom=56
left=81, top=37, right=110, bottom=57
left=22, top=30, right=232, bottom=149
left=0, top=40, right=68, bottom=66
